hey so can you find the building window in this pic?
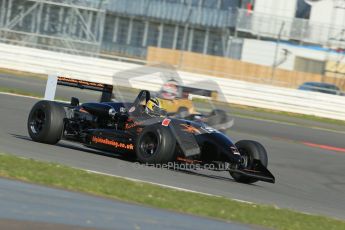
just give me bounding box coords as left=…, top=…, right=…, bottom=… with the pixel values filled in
left=131, top=20, right=145, bottom=47
left=117, top=18, right=129, bottom=45
left=103, top=15, right=115, bottom=42
left=162, top=25, right=175, bottom=49
left=183, top=0, right=202, bottom=6
left=295, top=0, right=311, bottom=19
left=221, top=0, right=240, bottom=10
left=203, top=0, right=219, bottom=8
left=192, top=29, right=205, bottom=53
left=207, top=32, right=223, bottom=55
left=164, top=0, right=183, bottom=3
left=176, top=26, right=185, bottom=50
left=147, top=23, right=160, bottom=47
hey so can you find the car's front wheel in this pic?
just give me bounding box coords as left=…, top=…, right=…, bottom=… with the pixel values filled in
left=135, top=125, right=176, bottom=164
left=230, top=140, right=268, bottom=184
left=27, top=100, right=66, bottom=144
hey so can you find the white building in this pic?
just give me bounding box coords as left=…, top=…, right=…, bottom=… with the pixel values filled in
left=247, top=0, right=345, bottom=45
left=238, top=0, right=345, bottom=75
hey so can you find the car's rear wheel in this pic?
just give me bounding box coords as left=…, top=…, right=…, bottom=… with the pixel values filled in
left=230, top=140, right=268, bottom=184
left=135, top=125, right=176, bottom=164
left=27, top=100, right=66, bottom=144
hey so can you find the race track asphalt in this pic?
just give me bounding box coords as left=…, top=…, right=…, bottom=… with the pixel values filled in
left=0, top=178, right=254, bottom=230
left=0, top=93, right=345, bottom=222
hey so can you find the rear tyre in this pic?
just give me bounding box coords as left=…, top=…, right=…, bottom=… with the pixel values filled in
left=230, top=140, right=268, bottom=184
left=135, top=125, right=176, bottom=164
left=27, top=100, right=66, bottom=144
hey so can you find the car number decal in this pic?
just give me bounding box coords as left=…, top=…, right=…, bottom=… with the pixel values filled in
left=162, top=118, right=171, bottom=126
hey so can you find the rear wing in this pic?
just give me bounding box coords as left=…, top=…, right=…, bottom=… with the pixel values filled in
left=181, top=86, right=218, bottom=100
left=160, top=79, right=218, bottom=100
left=44, top=74, right=113, bottom=102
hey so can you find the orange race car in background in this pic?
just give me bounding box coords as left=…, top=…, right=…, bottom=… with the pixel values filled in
left=155, top=79, right=233, bottom=132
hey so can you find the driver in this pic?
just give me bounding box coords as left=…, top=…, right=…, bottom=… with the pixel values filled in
left=145, top=97, right=164, bottom=116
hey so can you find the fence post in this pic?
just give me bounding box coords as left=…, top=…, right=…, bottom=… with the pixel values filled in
left=271, top=21, right=285, bottom=83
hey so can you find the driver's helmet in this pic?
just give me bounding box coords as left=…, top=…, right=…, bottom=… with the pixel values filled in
left=145, top=97, right=161, bottom=115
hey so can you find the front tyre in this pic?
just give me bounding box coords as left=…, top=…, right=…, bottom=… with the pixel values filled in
left=230, top=140, right=268, bottom=184
left=27, top=100, right=66, bottom=144
left=135, top=125, right=176, bottom=164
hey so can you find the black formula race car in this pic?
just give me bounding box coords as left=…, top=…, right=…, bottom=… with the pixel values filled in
left=27, top=88, right=275, bottom=184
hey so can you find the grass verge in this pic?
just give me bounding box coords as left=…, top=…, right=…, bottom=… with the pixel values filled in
left=0, top=153, right=344, bottom=230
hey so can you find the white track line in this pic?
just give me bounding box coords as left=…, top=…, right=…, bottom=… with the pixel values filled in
left=0, top=92, right=41, bottom=100
left=0, top=92, right=69, bottom=103
left=85, top=169, right=223, bottom=198
left=232, top=199, right=254, bottom=204
left=85, top=169, right=257, bottom=205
